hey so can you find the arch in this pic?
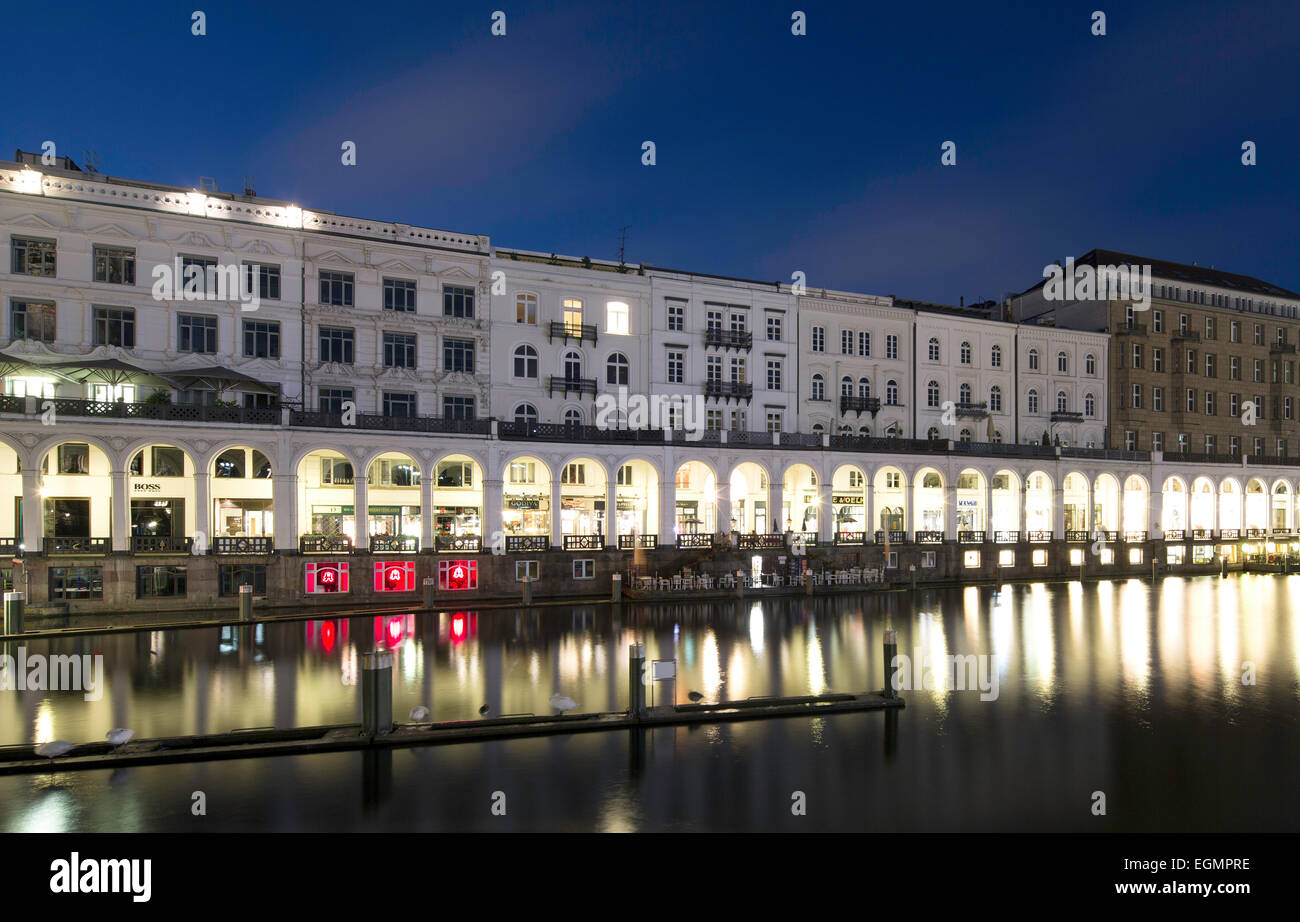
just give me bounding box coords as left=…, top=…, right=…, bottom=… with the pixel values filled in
left=1094, top=473, right=1121, bottom=532
left=674, top=460, right=717, bottom=536
left=558, top=456, right=608, bottom=537
left=873, top=466, right=907, bottom=535
left=1244, top=477, right=1268, bottom=532
left=729, top=461, right=770, bottom=534
left=811, top=373, right=825, bottom=401
left=611, top=457, right=660, bottom=540
left=783, top=462, right=820, bottom=533
left=297, top=447, right=360, bottom=545
left=605, top=351, right=630, bottom=386
left=1270, top=479, right=1291, bottom=531
left=512, top=343, right=539, bottom=378
left=38, top=439, right=116, bottom=545
left=367, top=450, right=423, bottom=547
left=1161, top=476, right=1188, bottom=533
left=1063, top=471, right=1089, bottom=532
left=1122, top=473, right=1149, bottom=534
left=1219, top=477, right=1242, bottom=534
left=831, top=463, right=868, bottom=537
left=1025, top=470, right=1054, bottom=534
left=503, top=454, right=553, bottom=537
left=913, top=466, right=945, bottom=533
left=956, top=468, right=986, bottom=534
left=990, top=469, right=1022, bottom=534
left=1189, top=476, right=1216, bottom=533
left=513, top=402, right=538, bottom=425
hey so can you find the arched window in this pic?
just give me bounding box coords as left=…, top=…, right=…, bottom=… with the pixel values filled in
left=923, top=472, right=942, bottom=488
left=989, top=385, right=1002, bottom=412
left=858, top=377, right=871, bottom=398
left=811, top=374, right=825, bottom=400
left=812, top=422, right=825, bottom=433
left=991, top=344, right=1002, bottom=367
left=564, top=350, right=583, bottom=380
left=928, top=337, right=940, bottom=361
left=1057, top=351, right=1068, bottom=373
left=513, top=403, right=538, bottom=425
left=1057, top=391, right=1068, bottom=412
left=859, top=425, right=871, bottom=435
left=960, top=428, right=972, bottom=443
left=513, top=344, right=538, bottom=379
left=959, top=382, right=972, bottom=404
left=960, top=342, right=971, bottom=364
left=1085, top=392, right=1096, bottom=416
left=1028, top=348, right=1039, bottom=371
left=1027, top=388, right=1039, bottom=414
left=605, top=352, right=629, bottom=385
left=886, top=380, right=899, bottom=405
left=927, top=380, right=940, bottom=407
left=252, top=450, right=272, bottom=478
left=840, top=375, right=853, bottom=397
left=563, top=407, right=584, bottom=426
left=214, top=448, right=245, bottom=478
left=992, top=429, right=1003, bottom=444
left=927, top=426, right=940, bottom=440
left=1085, top=354, right=1096, bottom=375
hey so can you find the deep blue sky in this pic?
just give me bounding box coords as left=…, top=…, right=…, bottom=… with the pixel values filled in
left=5, top=0, right=1299, bottom=302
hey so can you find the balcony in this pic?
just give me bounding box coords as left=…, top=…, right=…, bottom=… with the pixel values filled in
left=547, top=375, right=598, bottom=398
left=874, top=530, right=909, bottom=545
left=1270, top=342, right=1297, bottom=355
left=47, top=398, right=279, bottom=426
left=1122, top=531, right=1148, bottom=542
left=839, top=395, right=881, bottom=415
left=954, top=401, right=989, bottom=419
left=994, top=531, right=1020, bottom=544
left=506, top=535, right=549, bottom=552
left=290, top=410, right=490, bottom=435
left=299, top=535, right=354, bottom=554
left=834, top=531, right=866, bottom=545
left=1065, top=530, right=1090, bottom=542
left=1117, top=323, right=1148, bottom=336
left=434, top=534, right=480, bottom=552
left=915, top=530, right=943, bottom=544
left=704, top=328, right=752, bottom=350
left=1163, top=529, right=1185, bottom=541
left=1171, top=329, right=1200, bottom=343
left=737, top=533, right=784, bottom=549
left=563, top=534, right=605, bottom=551
left=499, top=421, right=664, bottom=443
left=958, top=530, right=986, bottom=544
left=1028, top=530, right=1052, bottom=543
left=1191, top=528, right=1214, bottom=540
left=704, top=380, right=753, bottom=401
left=372, top=535, right=420, bottom=553
left=130, top=535, right=192, bottom=554
left=617, top=534, right=658, bottom=549
left=44, top=537, right=109, bottom=555
left=1050, top=410, right=1083, bottom=423
left=548, top=321, right=597, bottom=345
left=214, top=536, right=273, bottom=555
left=676, top=533, right=714, bottom=550
left=0, top=538, right=20, bottom=555
left=1220, top=529, right=1241, bottom=539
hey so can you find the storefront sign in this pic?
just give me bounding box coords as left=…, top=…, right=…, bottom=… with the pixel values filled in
left=374, top=560, right=416, bottom=592
left=832, top=495, right=863, bottom=505
left=367, top=505, right=402, bottom=516
left=507, top=498, right=541, bottom=510
left=132, top=482, right=164, bottom=493
left=312, top=505, right=355, bottom=515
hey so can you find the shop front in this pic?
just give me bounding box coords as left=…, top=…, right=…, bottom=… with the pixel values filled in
left=215, top=498, right=273, bottom=538
left=503, top=494, right=549, bottom=536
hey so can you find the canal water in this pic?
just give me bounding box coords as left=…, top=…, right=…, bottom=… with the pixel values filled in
left=1, top=574, right=1297, bottom=832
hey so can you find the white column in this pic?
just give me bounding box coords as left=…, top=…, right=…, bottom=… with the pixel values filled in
left=550, top=477, right=563, bottom=547
left=194, top=471, right=210, bottom=550
left=111, top=468, right=128, bottom=552
left=944, top=484, right=957, bottom=541
left=861, top=470, right=871, bottom=542
left=658, top=472, right=675, bottom=545
left=21, top=467, right=41, bottom=553
left=1052, top=487, right=1065, bottom=540
left=771, top=481, right=786, bottom=533
left=272, top=473, right=298, bottom=552
left=353, top=472, right=369, bottom=552
left=483, top=477, right=503, bottom=549
left=420, top=470, right=434, bottom=551
left=984, top=477, right=994, bottom=536
left=817, top=481, right=832, bottom=544
left=605, top=476, right=617, bottom=546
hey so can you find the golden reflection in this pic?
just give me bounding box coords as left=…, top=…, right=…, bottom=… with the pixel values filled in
left=1024, top=583, right=1055, bottom=697
left=701, top=631, right=722, bottom=697
left=1118, top=580, right=1151, bottom=691
left=807, top=618, right=826, bottom=696
left=749, top=603, right=765, bottom=655
left=34, top=700, right=55, bottom=745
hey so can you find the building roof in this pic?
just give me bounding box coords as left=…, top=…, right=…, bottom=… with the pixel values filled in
left=1016, top=248, right=1300, bottom=300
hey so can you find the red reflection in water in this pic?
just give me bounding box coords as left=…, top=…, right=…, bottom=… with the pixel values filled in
left=448, top=612, right=477, bottom=646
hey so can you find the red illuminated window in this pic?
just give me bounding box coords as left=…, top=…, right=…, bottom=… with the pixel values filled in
left=373, top=560, right=416, bottom=592
left=305, top=561, right=350, bottom=593
left=438, top=559, right=478, bottom=591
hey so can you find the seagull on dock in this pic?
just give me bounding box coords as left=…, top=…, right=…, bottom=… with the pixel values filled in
left=548, top=694, right=578, bottom=715
left=687, top=691, right=706, bottom=704
left=106, top=729, right=134, bottom=748
left=409, top=706, right=430, bottom=722
left=478, top=704, right=490, bottom=717
left=35, top=740, right=75, bottom=760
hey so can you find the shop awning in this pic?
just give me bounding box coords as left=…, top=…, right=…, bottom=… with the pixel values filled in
left=166, top=366, right=280, bottom=397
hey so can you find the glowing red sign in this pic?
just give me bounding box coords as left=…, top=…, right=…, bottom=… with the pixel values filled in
left=438, top=559, right=478, bottom=591
left=372, top=560, right=416, bottom=592
left=305, top=562, right=350, bottom=593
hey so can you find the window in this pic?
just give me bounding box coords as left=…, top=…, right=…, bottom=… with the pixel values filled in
left=766, top=410, right=783, bottom=433
left=961, top=341, right=973, bottom=365
left=1132, top=343, right=1142, bottom=368
left=244, top=320, right=281, bottom=358
left=1125, top=431, right=1137, bottom=451
left=706, top=308, right=722, bottom=332
left=1255, top=359, right=1264, bottom=382
left=886, top=379, right=899, bottom=405
left=443, top=285, right=475, bottom=318
left=56, top=443, right=90, bottom=474
left=136, top=565, right=187, bottom=598
left=513, top=344, right=538, bottom=378
left=990, top=345, right=1002, bottom=368
left=1205, top=354, right=1216, bottom=377
left=766, top=359, right=782, bottom=390
left=959, top=382, right=972, bottom=404
left=1254, top=324, right=1263, bottom=345
left=573, top=559, right=595, bottom=580
left=1205, top=392, right=1215, bottom=415
left=857, top=331, right=870, bottom=356
left=1056, top=351, right=1067, bottom=373
left=810, top=374, right=825, bottom=401
left=561, top=463, right=586, bottom=485
left=606, top=300, right=630, bottom=335
left=443, top=338, right=475, bottom=373
left=1152, top=432, right=1163, bottom=452
left=886, top=335, right=898, bottom=360
left=667, top=301, right=684, bottom=331
left=382, top=391, right=417, bottom=417
left=436, top=461, right=474, bottom=487
left=706, top=355, right=722, bottom=383
left=1027, top=348, right=1038, bottom=370
left=767, top=315, right=782, bottom=342
left=1230, top=356, right=1240, bottom=380
left=383, top=331, right=417, bottom=368
left=514, top=403, right=538, bottom=425
left=93, top=246, right=135, bottom=285
left=383, top=278, right=417, bottom=312
left=178, top=314, right=217, bottom=353
left=1152, top=311, right=1163, bottom=333
left=442, top=395, right=476, bottom=419
left=1084, top=393, right=1095, bottom=416
left=49, top=567, right=102, bottom=600
left=319, top=270, right=354, bottom=307
left=667, top=350, right=684, bottom=384
left=841, top=330, right=853, bottom=354
left=1231, top=320, right=1241, bottom=343
left=564, top=351, right=583, bottom=379
left=1186, top=388, right=1196, bottom=412
left=811, top=325, right=824, bottom=352
left=990, top=386, right=1003, bottom=412
left=516, top=560, right=539, bottom=582
left=1085, top=354, right=1096, bottom=375
left=93, top=307, right=135, bottom=347
left=318, top=387, right=353, bottom=413
left=926, top=380, right=939, bottom=407
left=1153, top=387, right=1163, bottom=411
left=219, top=564, right=267, bottom=597
left=10, top=300, right=56, bottom=342
left=858, top=377, right=871, bottom=398
left=606, top=352, right=629, bottom=385
left=1057, top=391, right=1068, bottom=412
left=244, top=263, right=281, bottom=300
left=514, top=292, right=538, bottom=325
left=928, top=337, right=940, bottom=361
left=11, top=236, right=57, bottom=276
left=1206, top=317, right=1216, bottom=339
left=1027, top=389, right=1038, bottom=414
left=315, top=326, right=353, bottom=365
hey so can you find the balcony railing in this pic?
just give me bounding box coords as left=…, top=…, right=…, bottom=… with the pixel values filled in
left=1117, top=323, right=1147, bottom=335
left=1270, top=342, right=1296, bottom=355
left=704, top=380, right=753, bottom=401
left=506, top=535, right=549, bottom=552
left=1122, top=531, right=1148, bottom=542
left=1065, top=530, right=1090, bottom=542
left=1273, top=527, right=1292, bottom=536
left=617, top=534, right=658, bottom=549
left=737, top=533, right=784, bottom=549
left=300, top=535, right=354, bottom=554
left=994, top=530, right=1020, bottom=544
left=1050, top=410, right=1083, bottom=423
left=130, top=535, right=192, bottom=554
left=48, top=398, right=278, bottom=425
left=958, top=530, right=986, bottom=544
left=1245, top=527, right=1266, bottom=538
left=1171, top=329, right=1200, bottom=342
left=499, top=420, right=665, bottom=443
left=915, top=530, right=943, bottom=544
left=1028, top=530, right=1052, bottom=543
left=1163, top=529, right=1185, bottom=541
left=434, top=534, right=480, bottom=552
left=839, top=395, right=881, bottom=416
left=704, top=328, right=752, bottom=350
left=549, top=321, right=597, bottom=345
left=372, top=535, right=420, bottom=553
left=794, top=531, right=818, bottom=548
left=44, top=536, right=109, bottom=555
left=954, top=401, right=989, bottom=419
left=290, top=410, right=490, bottom=435
left=1191, top=528, right=1214, bottom=540
left=0, top=538, right=20, bottom=555
left=0, top=395, right=24, bottom=414
left=1220, top=529, right=1241, bottom=539
left=874, top=530, right=909, bottom=545
left=214, top=536, right=273, bottom=555
left=676, top=533, right=713, bottom=549
left=563, top=534, right=605, bottom=551
left=834, top=531, right=866, bottom=545
left=547, top=375, right=598, bottom=398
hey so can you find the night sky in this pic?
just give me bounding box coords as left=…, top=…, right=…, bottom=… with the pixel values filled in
left=6, top=0, right=1298, bottom=302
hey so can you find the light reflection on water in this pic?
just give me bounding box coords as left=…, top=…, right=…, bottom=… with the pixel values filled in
left=0, top=574, right=1298, bottom=831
